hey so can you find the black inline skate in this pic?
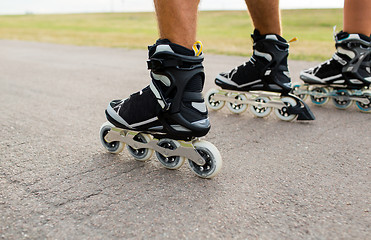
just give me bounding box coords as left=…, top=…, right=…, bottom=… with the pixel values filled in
left=99, top=39, right=222, bottom=178
left=205, top=29, right=315, bottom=121
left=293, top=30, right=371, bottom=112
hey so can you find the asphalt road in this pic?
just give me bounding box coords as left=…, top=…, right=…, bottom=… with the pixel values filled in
left=1, top=40, right=370, bottom=239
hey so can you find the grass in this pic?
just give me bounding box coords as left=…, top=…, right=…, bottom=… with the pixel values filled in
left=0, top=9, right=343, bottom=61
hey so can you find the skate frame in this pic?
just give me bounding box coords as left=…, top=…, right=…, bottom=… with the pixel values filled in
left=210, top=89, right=287, bottom=109
left=104, top=127, right=207, bottom=165
left=293, top=85, right=371, bottom=105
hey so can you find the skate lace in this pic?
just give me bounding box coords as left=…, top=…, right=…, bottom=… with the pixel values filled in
left=312, top=60, right=331, bottom=75
left=309, top=53, right=341, bottom=75
left=129, top=86, right=147, bottom=98
left=228, top=60, right=252, bottom=79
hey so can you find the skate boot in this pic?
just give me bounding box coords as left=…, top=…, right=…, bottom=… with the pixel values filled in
left=99, top=39, right=222, bottom=178
left=293, top=31, right=371, bottom=112
left=205, top=29, right=315, bottom=121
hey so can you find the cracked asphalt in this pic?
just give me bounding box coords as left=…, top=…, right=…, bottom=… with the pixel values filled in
left=0, top=40, right=370, bottom=239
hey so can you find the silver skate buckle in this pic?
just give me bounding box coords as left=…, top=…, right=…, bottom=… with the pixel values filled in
left=162, top=101, right=171, bottom=111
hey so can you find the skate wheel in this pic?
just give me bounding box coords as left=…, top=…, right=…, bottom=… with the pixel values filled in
left=274, top=97, right=297, bottom=121
left=332, top=89, right=353, bottom=110
left=310, top=87, right=329, bottom=105
left=205, top=88, right=225, bottom=111
left=99, top=122, right=125, bottom=154
left=355, top=93, right=371, bottom=113
left=292, top=84, right=308, bottom=101
left=226, top=93, right=248, bottom=114
left=249, top=96, right=272, bottom=118
left=126, top=133, right=154, bottom=161
left=155, top=139, right=185, bottom=169
left=188, top=140, right=222, bottom=179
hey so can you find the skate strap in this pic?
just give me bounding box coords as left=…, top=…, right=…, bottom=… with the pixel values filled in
left=150, top=80, right=171, bottom=111
left=147, top=58, right=182, bottom=71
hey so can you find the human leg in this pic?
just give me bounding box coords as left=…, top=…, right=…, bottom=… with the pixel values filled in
left=100, top=0, right=222, bottom=178
left=245, top=0, right=281, bottom=35
left=344, top=0, right=371, bottom=36
left=105, top=0, right=207, bottom=138
left=154, top=0, right=200, bottom=49
left=214, top=0, right=290, bottom=94
left=206, top=0, right=314, bottom=120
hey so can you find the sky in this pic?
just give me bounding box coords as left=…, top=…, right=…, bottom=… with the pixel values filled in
left=0, top=0, right=344, bottom=15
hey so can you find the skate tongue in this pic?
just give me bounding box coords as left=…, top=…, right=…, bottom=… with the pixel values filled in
left=192, top=41, right=203, bottom=57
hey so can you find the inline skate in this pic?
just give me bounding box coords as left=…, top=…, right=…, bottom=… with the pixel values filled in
left=99, top=39, right=222, bottom=178
left=205, top=29, right=315, bottom=121
left=292, top=31, right=371, bottom=112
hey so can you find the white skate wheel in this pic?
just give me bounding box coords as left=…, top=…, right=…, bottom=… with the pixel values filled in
left=249, top=96, right=272, bottom=118
left=274, top=97, right=297, bottom=121
left=99, top=122, right=125, bottom=154
left=155, top=139, right=185, bottom=170
left=188, top=140, right=222, bottom=179
left=226, top=93, right=248, bottom=114
left=126, top=133, right=154, bottom=161
left=205, top=88, right=225, bottom=111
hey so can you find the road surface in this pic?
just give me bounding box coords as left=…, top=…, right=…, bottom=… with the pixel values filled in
left=0, top=40, right=370, bottom=239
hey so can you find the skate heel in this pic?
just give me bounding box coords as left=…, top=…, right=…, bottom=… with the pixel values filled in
left=285, top=94, right=315, bottom=120
left=147, top=41, right=211, bottom=139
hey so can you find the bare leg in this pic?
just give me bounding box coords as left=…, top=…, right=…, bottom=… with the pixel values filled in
left=343, top=0, right=371, bottom=35
left=245, top=0, right=281, bottom=35
left=154, top=0, right=200, bottom=49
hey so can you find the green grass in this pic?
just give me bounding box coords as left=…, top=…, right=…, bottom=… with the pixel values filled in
left=0, top=9, right=343, bottom=60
